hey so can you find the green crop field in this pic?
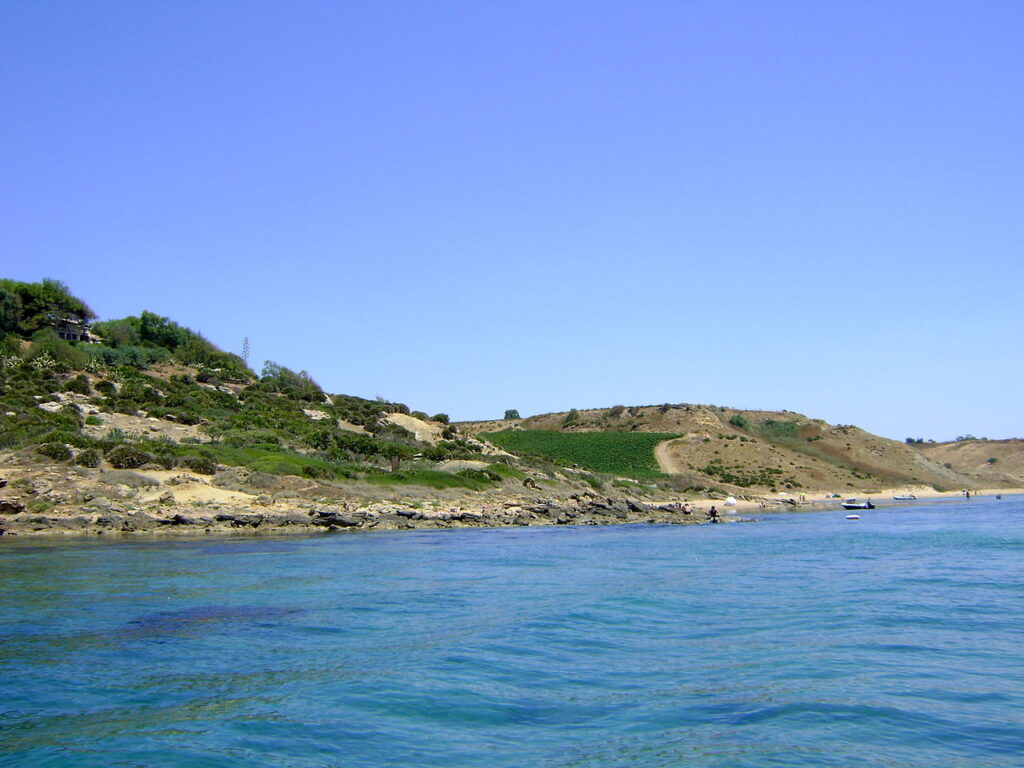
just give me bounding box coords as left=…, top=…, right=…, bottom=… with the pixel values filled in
left=481, top=430, right=679, bottom=479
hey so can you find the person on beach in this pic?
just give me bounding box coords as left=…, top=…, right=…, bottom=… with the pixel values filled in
left=707, top=506, right=719, bottom=523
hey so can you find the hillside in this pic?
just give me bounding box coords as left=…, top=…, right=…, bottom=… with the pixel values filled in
left=916, top=439, right=1024, bottom=487
left=462, top=403, right=972, bottom=495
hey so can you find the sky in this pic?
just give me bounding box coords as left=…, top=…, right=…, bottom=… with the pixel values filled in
left=2, top=1, right=1022, bottom=442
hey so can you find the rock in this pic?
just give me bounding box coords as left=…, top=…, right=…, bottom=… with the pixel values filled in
left=123, top=513, right=159, bottom=531
left=159, top=491, right=175, bottom=505
left=310, top=510, right=362, bottom=528
left=626, top=500, right=649, bottom=514
left=0, top=499, right=26, bottom=515
left=214, top=513, right=264, bottom=528
left=165, top=513, right=196, bottom=526
left=395, top=509, right=422, bottom=519
left=274, top=510, right=312, bottom=526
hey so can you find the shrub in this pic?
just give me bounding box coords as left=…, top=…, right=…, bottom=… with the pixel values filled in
left=301, top=463, right=335, bottom=480
left=107, top=444, right=154, bottom=469
left=504, top=409, right=521, bottom=420
left=37, top=441, right=72, bottom=461
left=94, top=379, right=117, bottom=396
left=432, top=413, right=450, bottom=424
left=729, top=414, right=750, bottom=429
left=563, top=409, right=580, bottom=427
left=180, top=454, right=217, bottom=474
left=75, top=448, right=102, bottom=467
left=63, top=374, right=91, bottom=395
left=608, top=405, right=625, bottom=418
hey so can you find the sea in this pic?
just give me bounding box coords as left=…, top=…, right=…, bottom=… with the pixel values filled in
left=2, top=496, right=1023, bottom=767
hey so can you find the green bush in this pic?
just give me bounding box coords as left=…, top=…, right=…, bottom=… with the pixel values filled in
left=37, top=441, right=72, bottom=461
left=63, top=374, right=91, bottom=395
left=180, top=454, right=217, bottom=474
left=756, top=419, right=799, bottom=440
left=107, top=444, right=154, bottom=469
left=75, top=448, right=102, bottom=467
left=301, top=463, right=336, bottom=480
left=433, top=413, right=450, bottom=424
left=729, top=414, right=750, bottom=429
left=504, top=409, right=521, bottom=420
left=456, top=468, right=501, bottom=483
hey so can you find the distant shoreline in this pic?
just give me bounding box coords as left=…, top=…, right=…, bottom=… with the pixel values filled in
left=3, top=478, right=1020, bottom=540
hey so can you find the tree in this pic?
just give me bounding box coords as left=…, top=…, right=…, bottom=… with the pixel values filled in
left=504, top=409, right=520, bottom=420
left=0, top=287, right=22, bottom=334
left=0, top=278, right=95, bottom=334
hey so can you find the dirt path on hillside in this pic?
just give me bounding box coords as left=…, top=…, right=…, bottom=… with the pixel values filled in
left=655, top=438, right=684, bottom=474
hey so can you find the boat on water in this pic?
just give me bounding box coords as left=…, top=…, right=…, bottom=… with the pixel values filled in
left=841, top=499, right=875, bottom=510
left=893, top=494, right=917, bottom=501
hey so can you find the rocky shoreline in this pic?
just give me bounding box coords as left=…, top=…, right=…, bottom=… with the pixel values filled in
left=0, top=493, right=716, bottom=537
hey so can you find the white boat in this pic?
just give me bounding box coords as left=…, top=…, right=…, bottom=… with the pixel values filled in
left=841, top=498, right=875, bottom=510
left=893, top=494, right=917, bottom=501
left=845, top=514, right=861, bottom=520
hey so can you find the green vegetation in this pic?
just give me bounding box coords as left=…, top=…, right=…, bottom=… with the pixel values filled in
left=365, top=469, right=495, bottom=491
left=700, top=459, right=798, bottom=489
left=0, top=278, right=495, bottom=491
left=0, top=278, right=95, bottom=335
left=504, top=409, right=520, bottom=420
left=481, top=430, right=678, bottom=479
left=754, top=419, right=799, bottom=440
left=728, top=414, right=749, bottom=429
left=486, top=462, right=526, bottom=480
left=90, top=310, right=253, bottom=379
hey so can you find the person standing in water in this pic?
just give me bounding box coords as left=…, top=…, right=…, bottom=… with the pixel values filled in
left=707, top=506, right=719, bottom=523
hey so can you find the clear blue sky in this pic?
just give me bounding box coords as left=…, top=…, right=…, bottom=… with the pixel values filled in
left=3, top=1, right=1022, bottom=441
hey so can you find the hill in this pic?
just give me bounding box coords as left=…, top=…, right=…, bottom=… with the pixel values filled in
left=915, top=439, right=1024, bottom=488
left=462, top=403, right=972, bottom=495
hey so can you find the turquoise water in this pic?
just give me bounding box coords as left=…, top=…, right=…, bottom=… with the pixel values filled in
left=3, top=498, right=1024, bottom=767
